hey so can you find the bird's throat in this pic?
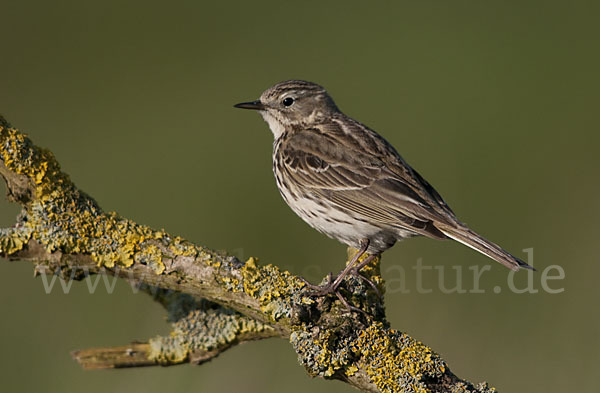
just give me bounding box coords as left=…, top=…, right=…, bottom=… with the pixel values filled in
left=260, top=111, right=287, bottom=139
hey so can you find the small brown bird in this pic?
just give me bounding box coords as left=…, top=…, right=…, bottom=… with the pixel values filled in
left=235, top=80, right=532, bottom=293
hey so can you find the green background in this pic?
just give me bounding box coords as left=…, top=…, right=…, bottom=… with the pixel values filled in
left=1, top=1, right=598, bottom=392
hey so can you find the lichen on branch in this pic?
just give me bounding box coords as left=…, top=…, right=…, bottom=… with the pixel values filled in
left=0, top=116, right=497, bottom=393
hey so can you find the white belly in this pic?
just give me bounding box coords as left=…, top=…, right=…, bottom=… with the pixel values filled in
left=284, top=194, right=399, bottom=253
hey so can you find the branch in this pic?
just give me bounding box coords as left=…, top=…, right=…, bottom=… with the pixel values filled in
left=0, top=116, right=496, bottom=393
left=71, top=291, right=278, bottom=369
left=71, top=344, right=154, bottom=369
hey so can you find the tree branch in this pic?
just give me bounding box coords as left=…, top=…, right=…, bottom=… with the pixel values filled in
left=0, top=116, right=496, bottom=393
left=71, top=293, right=278, bottom=369
left=71, top=344, right=155, bottom=369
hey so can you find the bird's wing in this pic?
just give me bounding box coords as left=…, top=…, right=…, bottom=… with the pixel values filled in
left=279, top=121, right=533, bottom=271
left=279, top=122, right=458, bottom=238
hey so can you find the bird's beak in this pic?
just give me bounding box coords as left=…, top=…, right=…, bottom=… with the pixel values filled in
left=234, top=100, right=265, bottom=110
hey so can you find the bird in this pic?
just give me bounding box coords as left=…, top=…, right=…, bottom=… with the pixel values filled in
left=234, top=80, right=533, bottom=295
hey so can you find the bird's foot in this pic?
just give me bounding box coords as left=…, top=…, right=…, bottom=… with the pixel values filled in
left=300, top=267, right=380, bottom=299
left=300, top=261, right=381, bottom=314
left=335, top=291, right=368, bottom=315
left=298, top=272, right=335, bottom=294
left=300, top=274, right=370, bottom=315
left=298, top=239, right=376, bottom=313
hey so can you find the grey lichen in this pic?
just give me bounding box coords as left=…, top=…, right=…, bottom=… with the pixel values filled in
left=148, top=306, right=273, bottom=365
left=290, top=324, right=356, bottom=378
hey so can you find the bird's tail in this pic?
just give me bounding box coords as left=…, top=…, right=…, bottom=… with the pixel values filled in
left=436, top=225, right=534, bottom=271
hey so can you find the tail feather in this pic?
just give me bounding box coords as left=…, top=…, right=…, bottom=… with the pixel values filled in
left=437, top=225, right=535, bottom=271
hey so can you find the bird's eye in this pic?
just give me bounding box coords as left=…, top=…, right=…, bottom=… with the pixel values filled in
left=282, top=97, right=295, bottom=107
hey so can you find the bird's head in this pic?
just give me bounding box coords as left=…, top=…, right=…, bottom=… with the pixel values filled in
left=234, top=80, right=339, bottom=138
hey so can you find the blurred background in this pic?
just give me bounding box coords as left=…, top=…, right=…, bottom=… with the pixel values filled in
left=1, top=1, right=598, bottom=392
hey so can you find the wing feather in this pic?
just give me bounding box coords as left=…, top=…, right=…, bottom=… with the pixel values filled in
left=278, top=121, right=458, bottom=239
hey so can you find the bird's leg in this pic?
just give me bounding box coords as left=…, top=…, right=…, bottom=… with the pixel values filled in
left=354, top=273, right=382, bottom=298
left=328, top=239, right=370, bottom=291
left=350, top=254, right=382, bottom=298
left=352, top=252, right=377, bottom=272
left=303, top=239, right=370, bottom=296
left=335, top=291, right=368, bottom=316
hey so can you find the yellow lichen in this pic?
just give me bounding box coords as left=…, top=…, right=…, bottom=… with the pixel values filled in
left=135, top=243, right=165, bottom=274
left=196, top=248, right=223, bottom=268
left=346, top=365, right=359, bottom=376
left=167, top=236, right=198, bottom=257
left=0, top=126, right=68, bottom=199
left=0, top=124, right=205, bottom=272
left=0, top=231, right=26, bottom=254
left=348, top=322, right=446, bottom=393
left=237, top=257, right=305, bottom=321
left=292, top=313, right=446, bottom=392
